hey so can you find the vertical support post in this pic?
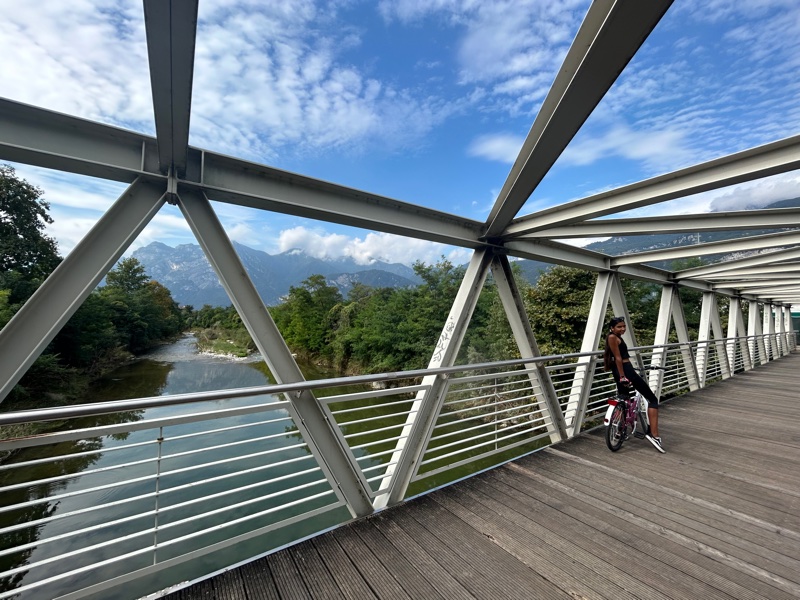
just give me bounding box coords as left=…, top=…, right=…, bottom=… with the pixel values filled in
left=785, top=306, right=796, bottom=351
left=729, top=297, right=752, bottom=371
left=608, top=273, right=644, bottom=371
left=178, top=189, right=373, bottom=517
left=671, top=287, right=700, bottom=391
left=491, top=255, right=566, bottom=444
left=777, top=305, right=788, bottom=356
left=373, top=249, right=494, bottom=508
left=696, top=292, right=713, bottom=387
left=749, top=302, right=766, bottom=365
left=763, top=303, right=776, bottom=361
left=649, top=285, right=674, bottom=396
left=565, top=272, right=613, bottom=438
left=697, top=292, right=731, bottom=386
left=0, top=179, right=166, bottom=404
left=709, top=294, right=732, bottom=380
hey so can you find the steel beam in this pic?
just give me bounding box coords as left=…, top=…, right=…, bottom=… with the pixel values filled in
left=177, top=188, right=374, bottom=517
left=608, top=273, right=644, bottom=371
left=748, top=302, right=767, bottom=364
left=504, top=239, right=610, bottom=271
left=484, top=0, right=672, bottom=237
left=778, top=306, right=789, bottom=356
left=374, top=249, right=494, bottom=508
left=0, top=98, right=160, bottom=182
left=0, top=99, right=483, bottom=247
left=490, top=254, right=567, bottom=443
left=737, top=285, right=800, bottom=295
left=763, top=304, right=777, bottom=360
left=675, top=246, right=800, bottom=279
left=728, top=297, right=752, bottom=371
left=506, top=134, right=800, bottom=237
left=670, top=287, right=700, bottom=391
left=513, top=208, right=800, bottom=239
left=0, top=180, right=165, bottom=403
left=713, top=280, right=800, bottom=290
left=564, top=272, right=613, bottom=437
left=144, top=0, right=198, bottom=177
left=707, top=273, right=800, bottom=282
left=697, top=293, right=731, bottom=384
left=188, top=154, right=484, bottom=247
left=613, top=229, right=800, bottom=267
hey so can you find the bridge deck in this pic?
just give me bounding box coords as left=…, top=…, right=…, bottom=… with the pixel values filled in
left=166, top=353, right=800, bottom=600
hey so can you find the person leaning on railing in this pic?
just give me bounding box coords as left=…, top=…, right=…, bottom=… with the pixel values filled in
left=603, top=316, right=665, bottom=453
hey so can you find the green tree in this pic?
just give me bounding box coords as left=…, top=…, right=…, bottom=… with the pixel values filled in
left=272, top=275, right=343, bottom=359
left=105, top=257, right=150, bottom=293
left=0, top=164, right=60, bottom=278
left=524, top=266, right=598, bottom=355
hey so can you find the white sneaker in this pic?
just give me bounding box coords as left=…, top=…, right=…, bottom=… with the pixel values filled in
left=646, top=434, right=665, bottom=453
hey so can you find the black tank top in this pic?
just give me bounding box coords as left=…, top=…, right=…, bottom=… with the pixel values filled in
left=608, top=334, right=630, bottom=360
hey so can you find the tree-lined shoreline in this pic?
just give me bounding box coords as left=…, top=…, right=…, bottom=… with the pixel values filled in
left=2, top=165, right=706, bottom=413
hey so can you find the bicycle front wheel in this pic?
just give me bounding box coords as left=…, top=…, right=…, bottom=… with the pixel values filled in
left=605, top=403, right=626, bottom=452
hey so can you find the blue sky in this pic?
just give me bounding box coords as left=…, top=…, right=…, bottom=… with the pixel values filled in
left=1, top=0, right=799, bottom=267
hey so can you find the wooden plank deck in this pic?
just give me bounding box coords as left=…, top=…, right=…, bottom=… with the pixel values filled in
left=165, top=353, right=800, bottom=600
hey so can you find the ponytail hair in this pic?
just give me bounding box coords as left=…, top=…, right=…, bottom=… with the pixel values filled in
left=603, top=336, right=612, bottom=371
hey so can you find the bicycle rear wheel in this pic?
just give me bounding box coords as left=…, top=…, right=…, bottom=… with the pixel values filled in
left=605, top=403, right=627, bottom=451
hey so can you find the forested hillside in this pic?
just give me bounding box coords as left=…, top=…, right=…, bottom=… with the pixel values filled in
left=1, top=166, right=186, bottom=409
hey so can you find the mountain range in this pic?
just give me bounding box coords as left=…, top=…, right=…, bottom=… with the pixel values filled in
left=132, top=198, right=800, bottom=308
left=132, top=242, right=421, bottom=308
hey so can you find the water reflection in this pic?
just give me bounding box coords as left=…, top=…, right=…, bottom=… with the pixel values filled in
left=0, top=334, right=379, bottom=599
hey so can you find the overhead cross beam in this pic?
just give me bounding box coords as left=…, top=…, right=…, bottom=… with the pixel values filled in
left=504, top=134, right=800, bottom=238
left=483, top=0, right=673, bottom=239
left=612, top=229, right=800, bottom=266
left=515, top=207, right=800, bottom=239
left=143, top=0, right=198, bottom=179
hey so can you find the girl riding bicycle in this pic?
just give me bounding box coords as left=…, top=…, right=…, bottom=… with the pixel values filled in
left=604, top=316, right=665, bottom=453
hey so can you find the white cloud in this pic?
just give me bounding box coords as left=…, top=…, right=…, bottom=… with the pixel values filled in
left=189, top=2, right=462, bottom=159
left=378, top=0, right=590, bottom=116
left=277, top=226, right=471, bottom=266
left=707, top=172, right=800, bottom=212
left=561, top=125, right=694, bottom=173
left=0, top=0, right=153, bottom=131
left=467, top=133, right=523, bottom=163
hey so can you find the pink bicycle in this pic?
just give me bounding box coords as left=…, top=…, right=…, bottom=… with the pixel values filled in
left=603, top=366, right=665, bottom=452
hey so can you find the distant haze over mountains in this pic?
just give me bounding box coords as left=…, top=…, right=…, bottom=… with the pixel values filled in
left=132, top=242, right=421, bottom=308
left=132, top=198, right=800, bottom=307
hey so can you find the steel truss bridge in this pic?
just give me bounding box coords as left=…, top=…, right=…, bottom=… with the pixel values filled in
left=0, top=0, right=799, bottom=598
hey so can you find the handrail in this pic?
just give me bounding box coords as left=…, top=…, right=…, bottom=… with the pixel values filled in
left=0, top=331, right=793, bottom=600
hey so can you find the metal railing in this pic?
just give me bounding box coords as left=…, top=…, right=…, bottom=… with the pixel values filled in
left=0, top=332, right=793, bottom=600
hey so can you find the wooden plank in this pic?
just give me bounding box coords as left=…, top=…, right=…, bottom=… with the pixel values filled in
left=460, top=473, right=735, bottom=600
left=385, top=504, right=529, bottom=600
left=528, top=450, right=800, bottom=589
left=332, top=523, right=413, bottom=599
left=541, top=441, right=800, bottom=559
left=411, top=494, right=574, bottom=600
left=404, top=496, right=571, bottom=600
left=266, top=550, right=312, bottom=600
left=238, top=560, right=281, bottom=600
left=491, top=464, right=786, bottom=600
left=433, top=486, right=650, bottom=600
left=352, top=518, right=446, bottom=599
left=214, top=570, right=248, bottom=600
left=311, top=533, right=377, bottom=600
left=545, top=443, right=800, bottom=559
left=162, top=352, right=800, bottom=600
left=503, top=460, right=797, bottom=600
left=288, top=543, right=344, bottom=600
left=368, top=511, right=475, bottom=600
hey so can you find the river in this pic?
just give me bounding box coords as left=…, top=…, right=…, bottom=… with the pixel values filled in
left=0, top=334, right=362, bottom=600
